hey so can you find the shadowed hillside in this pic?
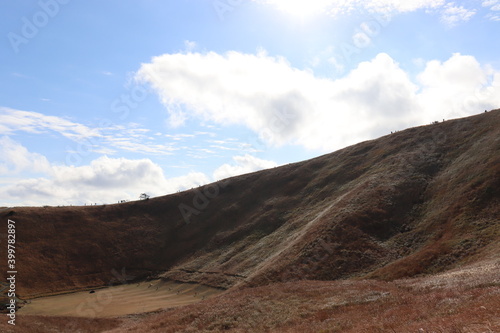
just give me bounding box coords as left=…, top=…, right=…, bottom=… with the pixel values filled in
left=1, top=110, right=498, bottom=302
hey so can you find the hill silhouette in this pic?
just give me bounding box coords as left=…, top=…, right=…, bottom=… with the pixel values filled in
left=0, top=109, right=498, bottom=332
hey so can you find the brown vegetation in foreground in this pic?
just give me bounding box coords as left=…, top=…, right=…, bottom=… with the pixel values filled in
left=114, top=260, right=499, bottom=333
left=0, top=259, right=498, bottom=332
left=0, top=110, right=498, bottom=332
left=0, top=316, right=122, bottom=333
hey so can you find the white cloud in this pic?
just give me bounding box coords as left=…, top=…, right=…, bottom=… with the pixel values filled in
left=0, top=136, right=207, bottom=206
left=440, top=3, right=476, bottom=26
left=0, top=148, right=278, bottom=206
left=213, top=154, right=278, bottom=180
left=0, top=155, right=210, bottom=206
left=137, top=50, right=500, bottom=152
left=0, top=150, right=279, bottom=206
left=0, top=137, right=51, bottom=174
left=416, top=53, right=500, bottom=120
left=136, top=50, right=319, bottom=145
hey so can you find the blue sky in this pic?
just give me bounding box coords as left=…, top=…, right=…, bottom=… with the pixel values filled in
left=1, top=0, right=499, bottom=206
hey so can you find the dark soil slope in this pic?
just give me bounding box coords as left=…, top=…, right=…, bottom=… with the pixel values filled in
left=1, top=110, right=498, bottom=298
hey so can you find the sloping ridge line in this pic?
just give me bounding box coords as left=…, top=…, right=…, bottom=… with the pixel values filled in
left=1, top=109, right=498, bottom=297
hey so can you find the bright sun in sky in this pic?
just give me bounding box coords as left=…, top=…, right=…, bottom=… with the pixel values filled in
left=265, top=0, right=332, bottom=18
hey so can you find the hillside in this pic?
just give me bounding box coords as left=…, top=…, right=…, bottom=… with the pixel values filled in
left=1, top=110, right=499, bottom=300
left=0, top=110, right=499, bottom=332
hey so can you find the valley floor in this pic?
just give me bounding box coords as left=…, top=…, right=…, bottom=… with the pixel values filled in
left=18, top=280, right=223, bottom=318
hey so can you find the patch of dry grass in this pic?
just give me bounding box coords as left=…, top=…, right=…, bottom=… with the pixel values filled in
left=97, top=259, right=498, bottom=333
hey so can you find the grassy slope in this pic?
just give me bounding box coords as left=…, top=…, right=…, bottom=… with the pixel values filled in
left=0, top=110, right=498, bottom=300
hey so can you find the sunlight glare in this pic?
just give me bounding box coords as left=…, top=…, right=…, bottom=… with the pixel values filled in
left=265, top=0, right=332, bottom=19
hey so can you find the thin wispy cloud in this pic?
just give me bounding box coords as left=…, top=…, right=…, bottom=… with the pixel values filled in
left=0, top=108, right=100, bottom=142
left=440, top=3, right=476, bottom=26
left=0, top=108, right=183, bottom=157
left=483, top=0, right=500, bottom=20
left=256, top=0, right=446, bottom=17
left=257, top=0, right=482, bottom=27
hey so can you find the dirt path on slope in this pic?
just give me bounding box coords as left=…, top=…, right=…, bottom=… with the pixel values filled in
left=18, top=280, right=223, bottom=317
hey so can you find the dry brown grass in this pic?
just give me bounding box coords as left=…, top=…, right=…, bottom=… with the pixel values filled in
left=3, top=274, right=497, bottom=333
left=97, top=259, right=498, bottom=332
left=0, top=316, right=122, bottom=333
